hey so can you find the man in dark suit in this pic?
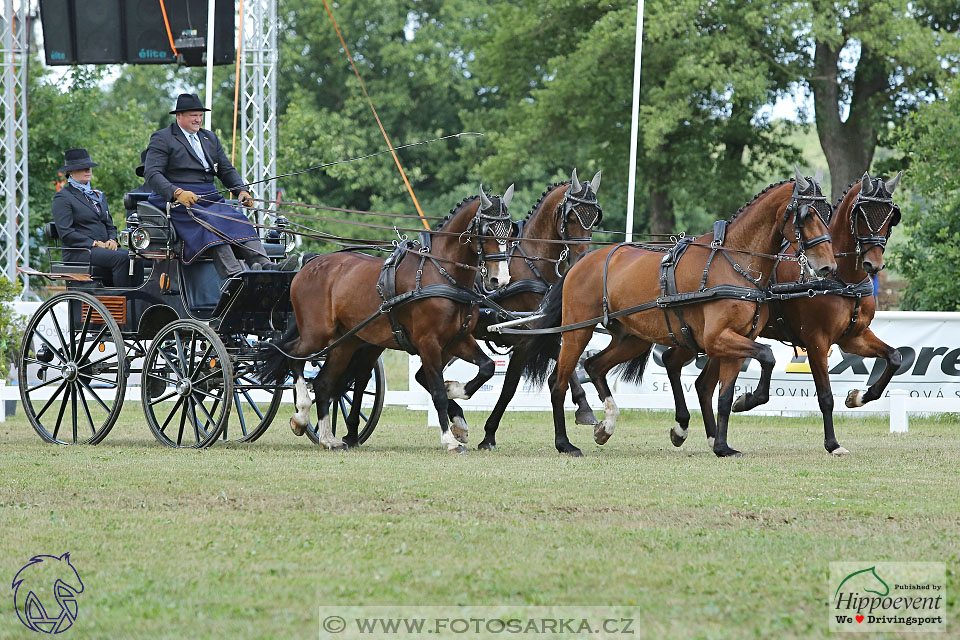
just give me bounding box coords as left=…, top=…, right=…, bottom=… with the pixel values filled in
left=52, top=148, right=134, bottom=287
left=144, top=93, right=294, bottom=278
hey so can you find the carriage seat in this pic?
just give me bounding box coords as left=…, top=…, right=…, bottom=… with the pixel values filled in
left=43, top=222, right=113, bottom=282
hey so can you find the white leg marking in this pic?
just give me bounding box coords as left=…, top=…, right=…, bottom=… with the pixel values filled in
left=594, top=397, right=619, bottom=444
left=290, top=375, right=312, bottom=435
left=444, top=381, right=469, bottom=400
left=450, top=415, right=469, bottom=444
left=832, top=446, right=851, bottom=456
left=441, top=428, right=465, bottom=453
left=707, top=436, right=716, bottom=449
left=317, top=412, right=345, bottom=450
left=672, top=424, right=688, bottom=439
left=852, top=389, right=866, bottom=407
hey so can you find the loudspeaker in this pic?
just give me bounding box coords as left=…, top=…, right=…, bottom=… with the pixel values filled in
left=39, top=0, right=76, bottom=65
left=74, top=0, right=124, bottom=63
left=123, top=0, right=235, bottom=66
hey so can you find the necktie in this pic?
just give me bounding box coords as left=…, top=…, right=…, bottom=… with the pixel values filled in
left=189, top=133, right=209, bottom=169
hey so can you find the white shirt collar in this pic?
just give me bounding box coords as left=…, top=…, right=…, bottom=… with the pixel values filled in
left=178, top=125, right=201, bottom=140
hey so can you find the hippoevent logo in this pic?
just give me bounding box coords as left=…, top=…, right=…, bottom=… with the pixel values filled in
left=11, top=553, right=84, bottom=634
left=829, top=562, right=945, bottom=633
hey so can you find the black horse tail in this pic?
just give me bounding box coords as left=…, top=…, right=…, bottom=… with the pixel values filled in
left=522, top=272, right=568, bottom=386
left=613, top=348, right=651, bottom=385
left=257, top=324, right=300, bottom=386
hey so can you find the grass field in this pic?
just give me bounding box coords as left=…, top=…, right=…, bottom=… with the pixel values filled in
left=1, top=405, right=957, bottom=639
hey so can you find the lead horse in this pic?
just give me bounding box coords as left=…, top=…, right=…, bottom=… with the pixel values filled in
left=521, top=170, right=837, bottom=457
left=663, top=171, right=903, bottom=455
left=259, top=186, right=515, bottom=453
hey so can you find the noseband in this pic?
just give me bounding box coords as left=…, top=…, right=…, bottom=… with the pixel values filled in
left=850, top=180, right=899, bottom=256
left=781, top=180, right=832, bottom=266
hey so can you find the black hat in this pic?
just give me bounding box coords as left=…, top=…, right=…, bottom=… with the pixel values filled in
left=135, top=149, right=147, bottom=178
left=59, top=148, right=99, bottom=173
left=169, top=92, right=210, bottom=114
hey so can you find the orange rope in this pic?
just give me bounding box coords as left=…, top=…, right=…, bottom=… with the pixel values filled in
left=231, top=0, right=245, bottom=165
left=320, top=0, right=430, bottom=230
left=158, top=0, right=179, bottom=57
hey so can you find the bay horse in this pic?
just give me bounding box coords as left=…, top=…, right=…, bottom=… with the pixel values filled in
left=258, top=186, right=515, bottom=453
left=522, top=169, right=837, bottom=457
left=465, top=169, right=604, bottom=450
left=663, top=171, right=903, bottom=455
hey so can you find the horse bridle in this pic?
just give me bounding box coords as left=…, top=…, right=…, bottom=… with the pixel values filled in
left=554, top=182, right=602, bottom=275
left=850, top=178, right=900, bottom=257
left=465, top=196, right=513, bottom=277
left=781, top=179, right=833, bottom=267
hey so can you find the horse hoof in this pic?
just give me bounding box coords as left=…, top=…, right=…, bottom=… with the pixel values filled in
left=329, top=442, right=349, bottom=452
left=559, top=447, right=583, bottom=457
left=290, top=418, right=306, bottom=437
left=444, top=381, right=469, bottom=400
left=732, top=394, right=749, bottom=413
left=450, top=416, right=469, bottom=444
left=477, top=440, right=497, bottom=451
left=714, top=446, right=742, bottom=458
left=575, top=410, right=599, bottom=426
left=831, top=446, right=851, bottom=456
left=845, top=389, right=865, bottom=408
left=593, top=421, right=612, bottom=445
left=670, top=425, right=688, bottom=447
left=447, top=444, right=468, bottom=455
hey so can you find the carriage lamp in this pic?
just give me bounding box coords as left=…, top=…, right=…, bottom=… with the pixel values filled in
left=130, top=228, right=151, bottom=250
left=275, top=216, right=297, bottom=253
left=36, top=344, right=54, bottom=363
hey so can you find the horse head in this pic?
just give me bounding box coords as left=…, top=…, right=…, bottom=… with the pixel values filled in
left=472, top=184, right=514, bottom=290
left=12, top=553, right=84, bottom=633
left=555, top=168, right=602, bottom=268
left=782, top=165, right=837, bottom=277
left=847, top=171, right=902, bottom=274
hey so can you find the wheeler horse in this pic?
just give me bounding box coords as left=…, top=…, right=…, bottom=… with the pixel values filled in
left=521, top=169, right=837, bottom=457
left=663, top=171, right=903, bottom=455
left=468, top=168, right=604, bottom=450
left=259, top=186, right=515, bottom=453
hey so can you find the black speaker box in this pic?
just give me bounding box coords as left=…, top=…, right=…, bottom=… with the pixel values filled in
left=39, top=0, right=76, bottom=65
left=74, top=0, right=124, bottom=63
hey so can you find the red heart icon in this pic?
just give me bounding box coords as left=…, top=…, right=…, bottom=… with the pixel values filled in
left=856, top=615, right=864, bottom=623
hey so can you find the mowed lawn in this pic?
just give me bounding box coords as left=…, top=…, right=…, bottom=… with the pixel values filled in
left=1, top=404, right=958, bottom=639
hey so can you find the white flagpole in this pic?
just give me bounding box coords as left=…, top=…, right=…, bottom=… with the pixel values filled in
left=625, top=0, right=645, bottom=242
left=204, top=0, right=216, bottom=130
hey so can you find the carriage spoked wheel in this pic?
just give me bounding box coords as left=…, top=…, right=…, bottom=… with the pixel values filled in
left=142, top=319, right=233, bottom=449
left=18, top=292, right=126, bottom=445
left=218, top=360, right=283, bottom=443
left=304, top=357, right=385, bottom=447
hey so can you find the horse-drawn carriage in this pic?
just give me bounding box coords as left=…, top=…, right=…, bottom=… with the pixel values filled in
left=17, top=193, right=385, bottom=448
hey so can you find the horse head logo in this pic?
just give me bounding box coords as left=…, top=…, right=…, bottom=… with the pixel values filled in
left=12, top=552, right=84, bottom=634
left=834, top=565, right=890, bottom=599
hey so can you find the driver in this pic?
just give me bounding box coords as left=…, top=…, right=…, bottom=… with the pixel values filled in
left=144, top=93, right=296, bottom=278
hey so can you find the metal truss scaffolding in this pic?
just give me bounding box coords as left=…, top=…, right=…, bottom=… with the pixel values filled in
left=1, top=0, right=29, bottom=291
left=240, top=0, right=278, bottom=208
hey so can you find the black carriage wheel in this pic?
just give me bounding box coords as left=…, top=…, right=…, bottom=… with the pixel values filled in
left=305, top=357, right=385, bottom=447
left=142, top=320, right=233, bottom=449
left=220, top=362, right=283, bottom=443
left=18, top=292, right=126, bottom=445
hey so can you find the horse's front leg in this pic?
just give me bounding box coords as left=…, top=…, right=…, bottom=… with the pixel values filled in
left=804, top=340, right=849, bottom=456
left=840, top=328, right=903, bottom=408
left=582, top=335, right=650, bottom=445
left=416, top=365, right=468, bottom=445
left=442, top=334, right=495, bottom=400
left=415, top=342, right=467, bottom=454
left=662, top=347, right=696, bottom=447
left=340, top=347, right=385, bottom=448
left=478, top=344, right=528, bottom=450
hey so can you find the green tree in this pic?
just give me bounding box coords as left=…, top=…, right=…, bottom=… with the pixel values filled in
left=891, top=80, right=960, bottom=311
left=0, top=276, right=25, bottom=376
left=778, top=0, right=960, bottom=202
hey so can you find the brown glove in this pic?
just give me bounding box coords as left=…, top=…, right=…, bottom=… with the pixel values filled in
left=174, top=189, right=199, bottom=207
left=238, top=190, right=254, bottom=207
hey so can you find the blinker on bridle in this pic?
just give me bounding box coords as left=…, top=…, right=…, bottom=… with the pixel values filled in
left=850, top=179, right=900, bottom=256
left=783, top=179, right=832, bottom=256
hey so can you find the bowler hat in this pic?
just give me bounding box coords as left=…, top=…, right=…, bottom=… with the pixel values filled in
left=135, top=149, right=147, bottom=178
left=59, top=148, right=99, bottom=173
left=169, top=92, right=210, bottom=114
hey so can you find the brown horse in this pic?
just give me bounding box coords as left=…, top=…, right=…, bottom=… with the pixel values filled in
left=663, top=171, right=903, bottom=455
left=258, top=186, right=515, bottom=453
left=468, top=169, right=603, bottom=450
left=522, top=170, right=837, bottom=457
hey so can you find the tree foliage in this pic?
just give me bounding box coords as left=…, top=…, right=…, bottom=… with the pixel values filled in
left=891, top=80, right=960, bottom=311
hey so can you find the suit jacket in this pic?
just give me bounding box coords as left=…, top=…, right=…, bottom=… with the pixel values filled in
left=144, top=124, right=245, bottom=201
left=51, top=184, right=117, bottom=248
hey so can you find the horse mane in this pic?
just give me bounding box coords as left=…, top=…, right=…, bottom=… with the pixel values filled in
left=438, top=195, right=481, bottom=230
left=728, top=178, right=793, bottom=222
left=833, top=181, right=860, bottom=209
left=524, top=181, right=571, bottom=222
